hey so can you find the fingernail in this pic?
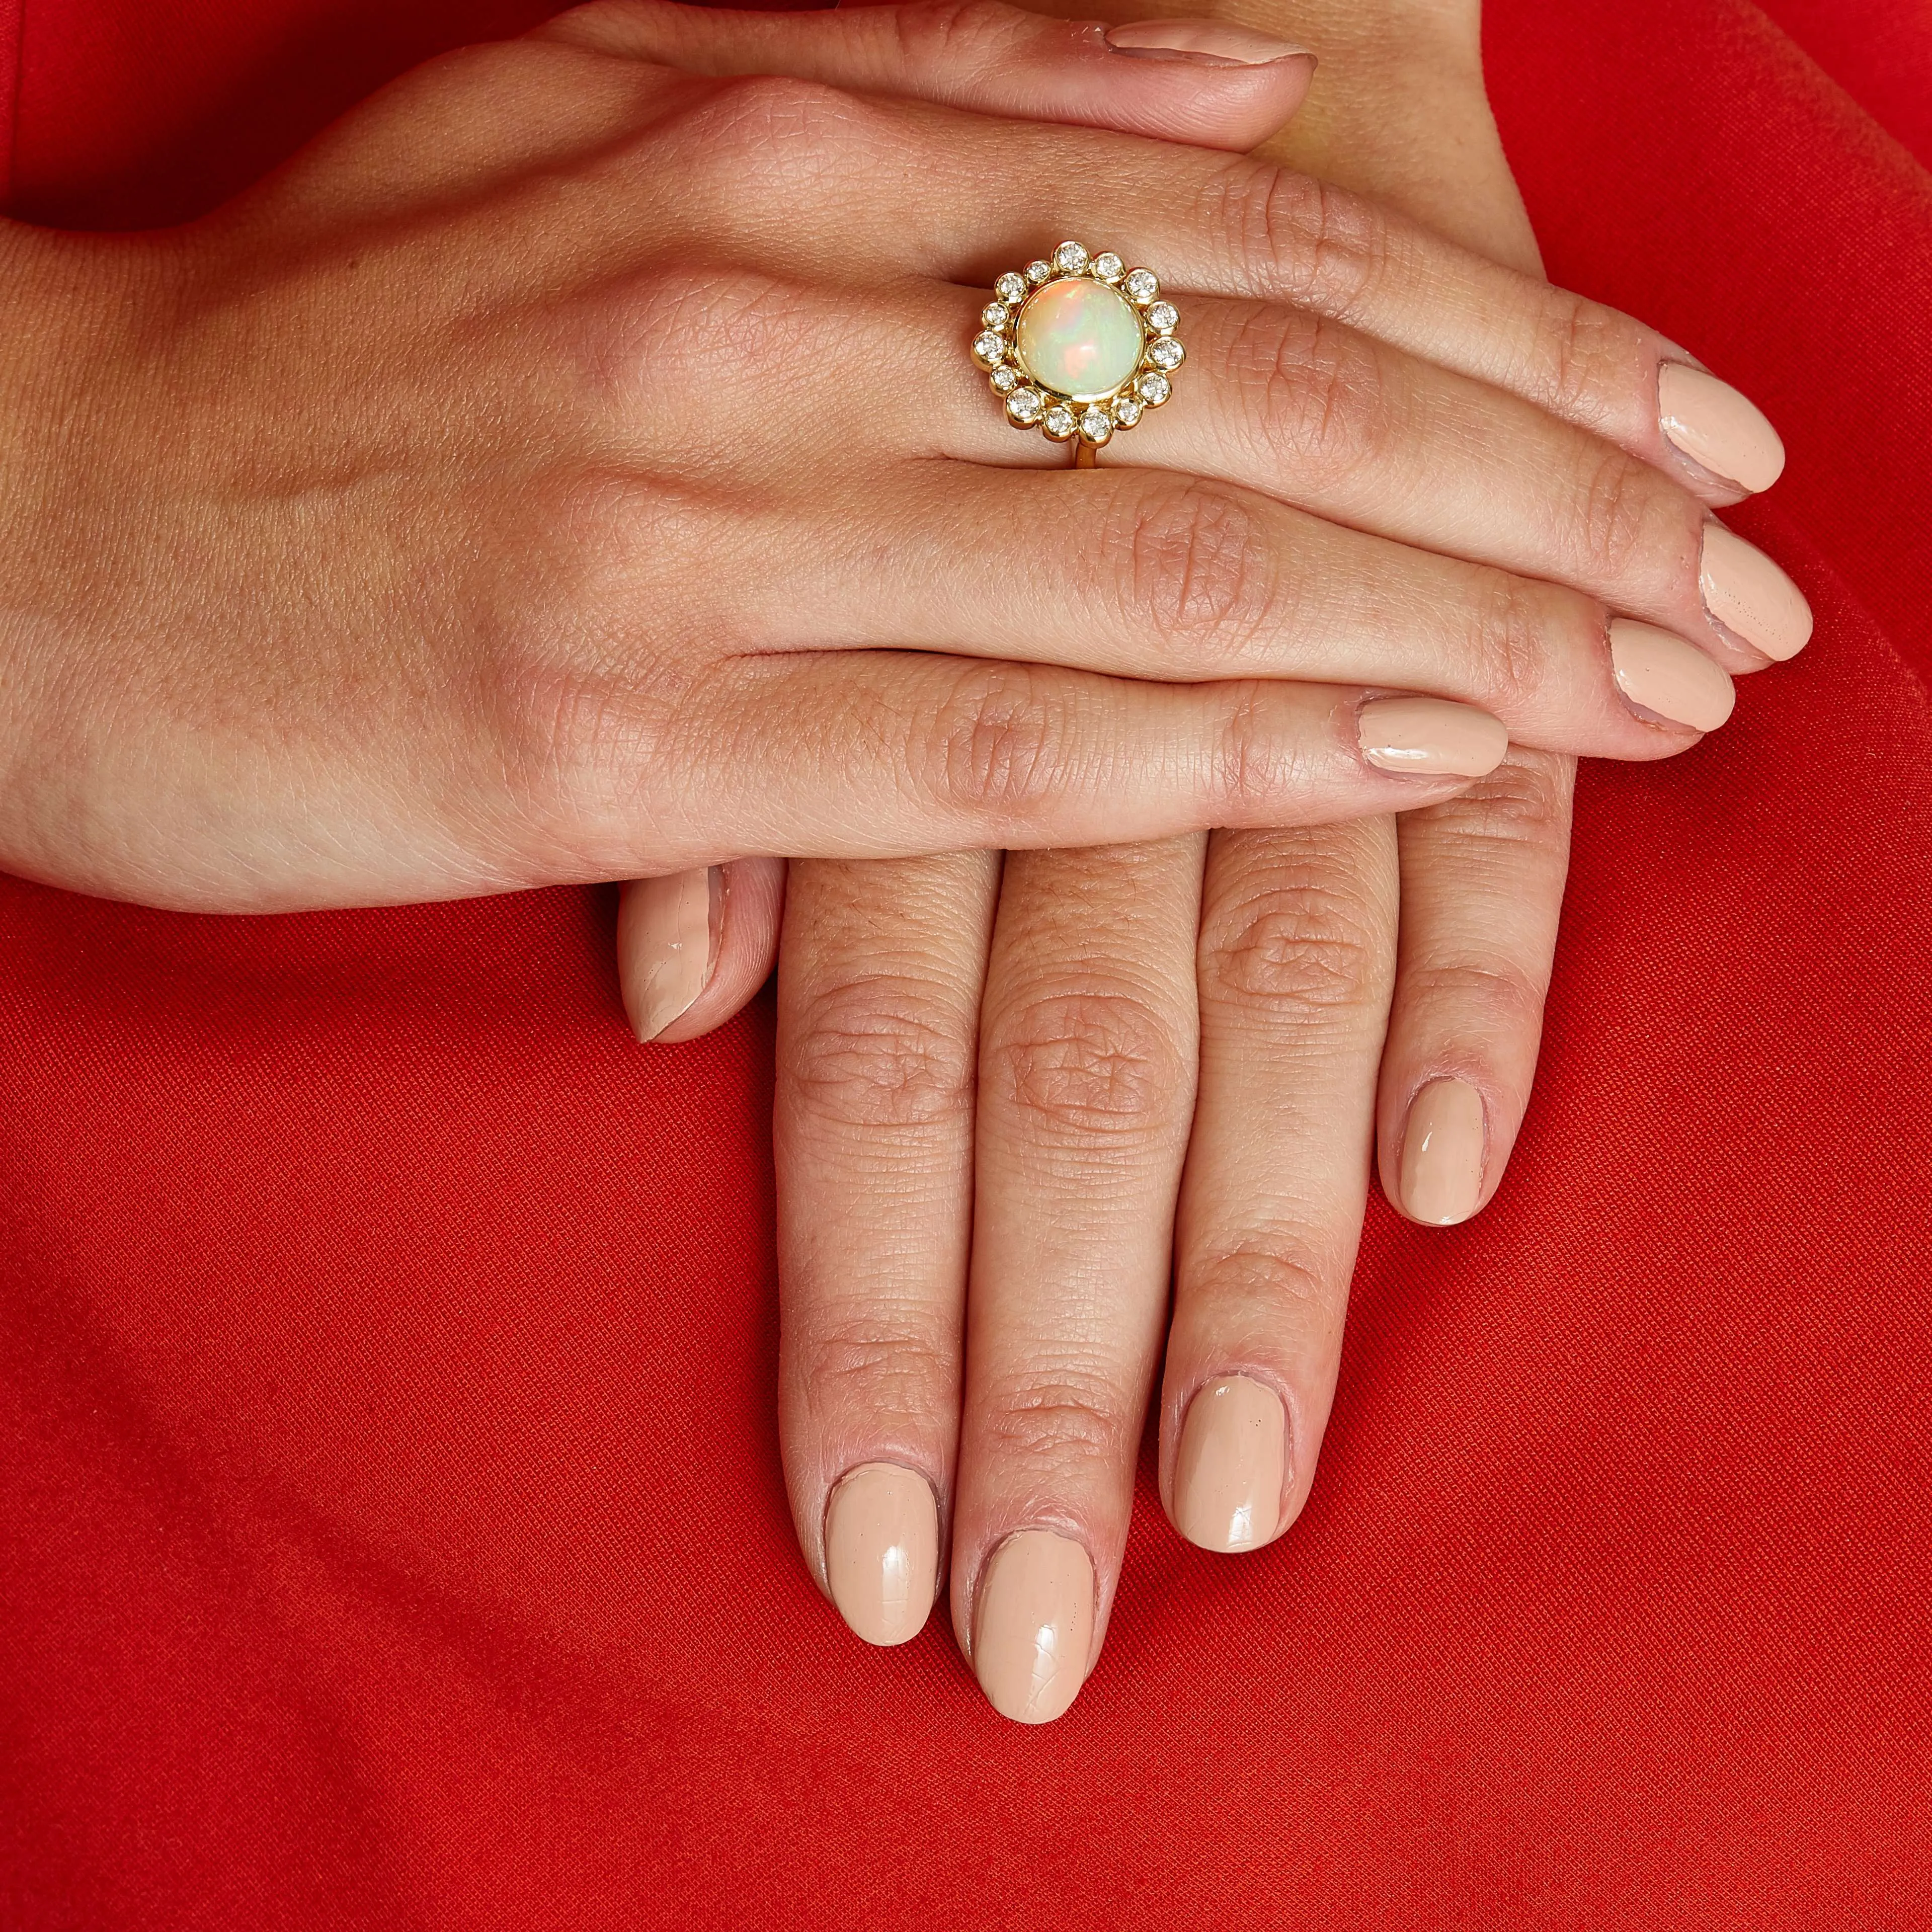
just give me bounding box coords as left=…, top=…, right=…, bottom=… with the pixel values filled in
left=1358, top=696, right=1508, bottom=777
left=1657, top=364, right=1785, bottom=494
left=1173, top=1375, right=1286, bottom=1553
left=973, top=1530, right=1093, bottom=1725
left=618, top=866, right=717, bottom=1042
left=1700, top=524, right=1814, bottom=663
left=824, top=1463, right=939, bottom=1648
left=1105, top=18, right=1313, bottom=63
left=1400, top=1077, right=1487, bottom=1226
left=1608, top=618, right=1735, bottom=732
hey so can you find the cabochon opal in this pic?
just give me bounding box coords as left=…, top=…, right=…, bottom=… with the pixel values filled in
left=1013, top=279, right=1145, bottom=403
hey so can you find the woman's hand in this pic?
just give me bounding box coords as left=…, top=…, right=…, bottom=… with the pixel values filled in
left=614, top=0, right=1809, bottom=1720
left=0, top=2, right=1796, bottom=923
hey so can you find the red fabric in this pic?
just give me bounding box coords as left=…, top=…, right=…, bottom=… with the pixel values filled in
left=3, top=2, right=1929, bottom=1925
left=1757, top=0, right=1932, bottom=169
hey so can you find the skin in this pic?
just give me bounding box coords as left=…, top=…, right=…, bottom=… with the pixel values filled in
left=612, top=2, right=1801, bottom=1716
left=0, top=0, right=1796, bottom=1715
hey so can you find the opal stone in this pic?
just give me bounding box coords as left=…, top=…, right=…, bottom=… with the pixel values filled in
left=1012, top=278, right=1145, bottom=403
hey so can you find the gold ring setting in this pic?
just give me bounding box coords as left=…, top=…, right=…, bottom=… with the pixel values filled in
left=971, top=241, right=1185, bottom=459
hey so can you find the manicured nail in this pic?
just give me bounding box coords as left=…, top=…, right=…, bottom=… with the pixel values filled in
left=1105, top=18, right=1313, bottom=63
left=1608, top=618, right=1735, bottom=732
left=618, top=866, right=716, bottom=1042
left=1358, top=696, right=1508, bottom=777
left=1700, top=524, right=1813, bottom=662
left=1657, top=364, right=1785, bottom=494
left=1400, top=1077, right=1487, bottom=1226
left=973, top=1530, right=1093, bottom=1724
left=1173, top=1375, right=1286, bottom=1554
left=824, top=1462, right=939, bottom=1648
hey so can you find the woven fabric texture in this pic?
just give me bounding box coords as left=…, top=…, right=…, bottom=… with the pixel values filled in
left=1, top=1, right=1927, bottom=1924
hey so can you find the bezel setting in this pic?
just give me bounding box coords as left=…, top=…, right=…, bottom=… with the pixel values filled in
left=971, top=242, right=1184, bottom=451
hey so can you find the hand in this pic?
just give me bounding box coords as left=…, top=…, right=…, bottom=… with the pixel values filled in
left=609, top=1, right=1810, bottom=1719
left=1, top=1, right=1593, bottom=913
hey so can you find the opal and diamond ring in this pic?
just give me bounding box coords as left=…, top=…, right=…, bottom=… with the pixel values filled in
left=971, top=242, right=1184, bottom=463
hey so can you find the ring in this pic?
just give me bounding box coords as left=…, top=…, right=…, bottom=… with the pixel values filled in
left=971, top=242, right=1185, bottom=468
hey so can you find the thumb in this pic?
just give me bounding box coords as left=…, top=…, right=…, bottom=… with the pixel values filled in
left=618, top=859, right=786, bottom=1045
left=543, top=0, right=1315, bottom=153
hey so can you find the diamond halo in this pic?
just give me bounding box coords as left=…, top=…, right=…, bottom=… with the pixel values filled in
left=970, top=242, right=1184, bottom=455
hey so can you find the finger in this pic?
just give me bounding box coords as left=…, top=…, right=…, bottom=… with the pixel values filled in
left=558, top=654, right=1507, bottom=873
left=1375, top=750, right=1574, bottom=1226
left=542, top=0, right=1315, bottom=152
left=932, top=282, right=1808, bottom=677
left=683, top=94, right=1787, bottom=509
left=950, top=838, right=1205, bottom=1722
left=638, top=271, right=1803, bottom=682
left=784, top=463, right=1730, bottom=756
left=615, top=857, right=785, bottom=1043
left=1157, top=820, right=1396, bottom=1552
left=774, top=852, right=1000, bottom=1645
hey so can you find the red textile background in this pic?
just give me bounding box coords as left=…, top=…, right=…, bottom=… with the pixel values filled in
left=3, top=2, right=1929, bottom=1925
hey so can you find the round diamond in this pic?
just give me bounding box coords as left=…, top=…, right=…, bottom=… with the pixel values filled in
left=1026, top=259, right=1054, bottom=285
left=1135, top=369, right=1171, bottom=406
left=990, top=365, right=1020, bottom=395
left=1042, top=403, right=1079, bottom=441
left=1078, top=407, right=1113, bottom=445
left=1111, top=395, right=1144, bottom=429
left=1146, top=301, right=1179, bottom=333
left=994, top=272, right=1028, bottom=305
left=1006, top=387, right=1044, bottom=426
left=1053, top=240, right=1090, bottom=275
left=1123, top=268, right=1159, bottom=304
left=981, top=302, right=1010, bottom=331
left=1092, top=252, right=1124, bottom=283
left=972, top=331, right=1007, bottom=368
left=1147, top=336, right=1185, bottom=372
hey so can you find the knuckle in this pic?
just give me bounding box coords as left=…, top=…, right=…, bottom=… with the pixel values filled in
left=1211, top=680, right=1307, bottom=816
left=1536, top=288, right=1642, bottom=431
left=785, top=972, right=978, bottom=1130
left=1419, top=748, right=1574, bottom=853
left=1232, top=305, right=1394, bottom=486
left=921, top=663, right=1072, bottom=820
left=667, top=70, right=879, bottom=197
left=1119, top=480, right=1276, bottom=666
left=1461, top=570, right=1554, bottom=709
left=789, top=1310, right=953, bottom=1429
left=1399, top=954, right=1547, bottom=1038
left=975, top=1364, right=1133, bottom=1472
left=892, top=0, right=1027, bottom=67
left=1572, top=445, right=1669, bottom=584
left=477, top=481, right=695, bottom=828
left=1202, top=869, right=1390, bottom=1012
left=1189, top=1234, right=1342, bottom=1323
left=1206, top=161, right=1392, bottom=315
left=988, top=988, right=1190, bottom=1138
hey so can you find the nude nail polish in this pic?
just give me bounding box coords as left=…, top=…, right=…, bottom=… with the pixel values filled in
left=1657, top=363, right=1786, bottom=494
left=1700, top=524, right=1814, bottom=662
left=1608, top=618, right=1735, bottom=732
left=1105, top=19, right=1313, bottom=63
left=1358, top=696, right=1509, bottom=777
left=1173, top=1376, right=1286, bottom=1553
left=617, top=867, right=716, bottom=1042
left=973, top=1530, right=1093, bottom=1725
left=824, top=1463, right=939, bottom=1648
left=1401, top=1078, right=1486, bottom=1226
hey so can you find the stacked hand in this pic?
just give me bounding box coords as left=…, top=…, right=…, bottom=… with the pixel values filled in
left=0, top=0, right=1806, bottom=1722
left=602, top=1, right=1807, bottom=1720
